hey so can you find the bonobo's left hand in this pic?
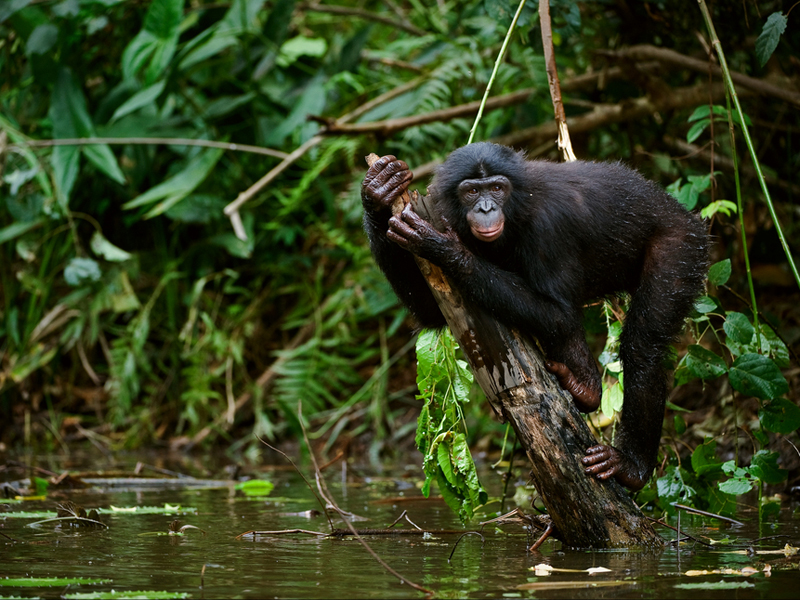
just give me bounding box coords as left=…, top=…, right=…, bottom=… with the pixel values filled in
left=583, top=445, right=648, bottom=491
left=387, top=203, right=470, bottom=268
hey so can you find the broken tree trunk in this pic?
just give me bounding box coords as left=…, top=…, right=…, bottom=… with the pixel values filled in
left=365, top=153, right=663, bottom=549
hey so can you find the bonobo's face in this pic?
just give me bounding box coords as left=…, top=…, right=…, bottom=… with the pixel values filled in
left=459, top=174, right=511, bottom=242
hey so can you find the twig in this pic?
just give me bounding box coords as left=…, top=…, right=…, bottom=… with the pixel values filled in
left=539, top=0, right=575, bottom=161
left=256, top=438, right=334, bottom=532
left=672, top=503, right=745, bottom=526
left=235, top=528, right=329, bottom=540
left=528, top=522, right=554, bottom=552
left=598, top=44, right=800, bottom=106
left=297, top=404, right=433, bottom=595
left=495, top=81, right=728, bottom=148
left=223, top=77, right=426, bottom=239
left=298, top=2, right=426, bottom=37
left=9, top=137, right=288, bottom=159
left=646, top=516, right=712, bottom=547
left=448, top=531, right=485, bottom=562
left=387, top=510, right=422, bottom=530
left=467, top=0, right=528, bottom=144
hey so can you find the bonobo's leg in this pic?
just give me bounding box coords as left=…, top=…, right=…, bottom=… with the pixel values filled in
left=544, top=333, right=601, bottom=413
left=583, top=225, right=707, bottom=490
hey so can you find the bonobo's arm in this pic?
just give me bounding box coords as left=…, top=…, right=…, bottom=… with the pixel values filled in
left=388, top=205, right=578, bottom=352
left=362, top=156, right=445, bottom=329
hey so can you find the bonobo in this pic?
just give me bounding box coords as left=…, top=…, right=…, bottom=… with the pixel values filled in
left=361, top=142, right=708, bottom=491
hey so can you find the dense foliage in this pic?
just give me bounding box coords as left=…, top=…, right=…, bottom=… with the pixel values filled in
left=1, top=0, right=798, bottom=516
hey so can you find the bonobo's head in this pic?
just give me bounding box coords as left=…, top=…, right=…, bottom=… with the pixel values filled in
left=430, top=143, right=528, bottom=244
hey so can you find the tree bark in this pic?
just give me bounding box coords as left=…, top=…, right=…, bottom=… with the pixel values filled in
left=365, top=154, right=663, bottom=549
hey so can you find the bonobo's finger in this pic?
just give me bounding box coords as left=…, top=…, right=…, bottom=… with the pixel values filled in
left=364, top=155, right=397, bottom=182
left=388, top=214, right=418, bottom=239
left=399, top=203, right=430, bottom=229
left=373, top=157, right=409, bottom=187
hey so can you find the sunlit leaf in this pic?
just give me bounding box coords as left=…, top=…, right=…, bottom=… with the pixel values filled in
left=90, top=232, right=133, bottom=262
left=64, top=257, right=102, bottom=286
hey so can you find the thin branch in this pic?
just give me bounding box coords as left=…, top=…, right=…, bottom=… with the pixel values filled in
left=320, top=89, right=535, bottom=136
left=298, top=2, right=426, bottom=37
left=599, top=44, right=800, bottom=106
left=467, top=0, right=528, bottom=144
left=223, top=77, right=426, bottom=238
left=539, top=0, right=575, bottom=161
left=9, top=137, right=289, bottom=159
left=495, top=81, right=729, bottom=148
left=662, top=135, right=800, bottom=195
left=297, top=405, right=433, bottom=595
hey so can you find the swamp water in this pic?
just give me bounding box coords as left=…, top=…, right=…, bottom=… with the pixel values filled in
left=1, top=453, right=799, bottom=599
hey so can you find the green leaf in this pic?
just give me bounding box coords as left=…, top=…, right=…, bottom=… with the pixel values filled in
left=684, top=345, right=727, bottom=380
left=437, top=440, right=457, bottom=487
left=0, top=219, right=43, bottom=244
left=755, top=12, right=787, bottom=67
left=601, top=380, right=624, bottom=416
left=693, top=295, right=718, bottom=314
left=90, top=232, right=133, bottom=262
left=750, top=450, right=787, bottom=485
left=724, top=312, right=754, bottom=346
left=49, top=68, right=125, bottom=187
left=111, top=80, right=166, bottom=121
left=235, top=479, right=275, bottom=497
left=277, top=36, right=328, bottom=67
left=718, top=477, right=753, bottom=495
left=676, top=581, right=754, bottom=590
left=686, top=118, right=710, bottom=143
left=708, top=259, right=731, bottom=286
left=64, top=257, right=101, bottom=286
left=0, top=0, right=31, bottom=23
left=701, top=200, right=737, bottom=220
left=0, top=577, right=110, bottom=588
left=759, top=398, right=800, bottom=434
left=26, top=23, right=59, bottom=56
left=122, top=0, right=184, bottom=83
left=691, top=439, right=723, bottom=477
left=728, top=353, right=788, bottom=399
left=164, top=194, right=226, bottom=223
left=123, top=147, right=224, bottom=216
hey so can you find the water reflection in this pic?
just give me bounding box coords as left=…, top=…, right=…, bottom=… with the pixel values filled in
left=0, top=455, right=797, bottom=599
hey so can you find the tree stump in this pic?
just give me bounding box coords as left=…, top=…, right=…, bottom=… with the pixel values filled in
left=366, top=153, right=663, bottom=549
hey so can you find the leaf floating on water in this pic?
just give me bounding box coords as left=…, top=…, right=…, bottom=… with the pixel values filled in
left=101, top=504, right=197, bottom=515
left=63, top=591, right=190, bottom=599
left=676, top=580, right=755, bottom=590
left=0, top=577, right=110, bottom=587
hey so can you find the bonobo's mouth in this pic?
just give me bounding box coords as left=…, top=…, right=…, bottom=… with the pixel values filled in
left=472, top=226, right=504, bottom=242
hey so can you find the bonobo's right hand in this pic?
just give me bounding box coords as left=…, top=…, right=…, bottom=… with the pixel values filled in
left=361, top=155, right=413, bottom=213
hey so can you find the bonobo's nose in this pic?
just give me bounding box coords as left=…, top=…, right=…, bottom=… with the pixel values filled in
left=477, top=199, right=495, bottom=213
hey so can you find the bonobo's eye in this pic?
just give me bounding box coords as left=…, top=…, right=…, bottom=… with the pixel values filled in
left=469, top=187, right=479, bottom=195
left=491, top=184, right=502, bottom=192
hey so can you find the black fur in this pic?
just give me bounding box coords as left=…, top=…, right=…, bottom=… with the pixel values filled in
left=362, top=143, right=709, bottom=490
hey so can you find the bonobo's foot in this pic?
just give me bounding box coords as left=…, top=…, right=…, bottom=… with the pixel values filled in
left=544, top=361, right=600, bottom=413
left=582, top=445, right=648, bottom=491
